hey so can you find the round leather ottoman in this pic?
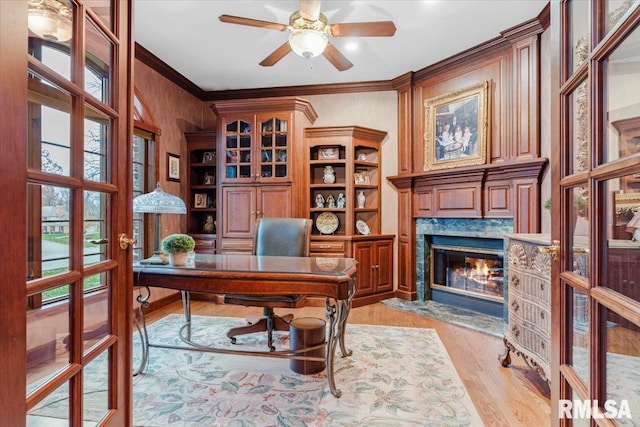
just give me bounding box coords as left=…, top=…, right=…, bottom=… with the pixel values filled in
left=289, top=317, right=326, bottom=374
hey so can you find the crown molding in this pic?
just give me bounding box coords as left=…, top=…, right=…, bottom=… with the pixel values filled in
left=135, top=8, right=550, bottom=101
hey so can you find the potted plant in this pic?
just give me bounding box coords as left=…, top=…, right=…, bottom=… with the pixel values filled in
left=161, top=233, right=195, bottom=266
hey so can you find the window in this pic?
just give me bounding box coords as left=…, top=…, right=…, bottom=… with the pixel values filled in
left=132, top=129, right=157, bottom=262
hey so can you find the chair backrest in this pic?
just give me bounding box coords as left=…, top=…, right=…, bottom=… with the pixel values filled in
left=253, top=217, right=312, bottom=257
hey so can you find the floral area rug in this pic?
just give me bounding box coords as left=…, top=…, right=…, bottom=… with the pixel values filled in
left=382, top=298, right=504, bottom=338
left=131, top=314, right=483, bottom=426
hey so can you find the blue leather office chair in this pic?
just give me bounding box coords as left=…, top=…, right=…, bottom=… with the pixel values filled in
left=225, top=217, right=312, bottom=351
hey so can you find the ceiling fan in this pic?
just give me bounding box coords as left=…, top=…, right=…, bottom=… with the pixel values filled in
left=219, top=0, right=396, bottom=71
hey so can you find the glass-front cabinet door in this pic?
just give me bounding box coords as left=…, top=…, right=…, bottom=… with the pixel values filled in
left=258, top=114, right=290, bottom=181
left=223, top=117, right=253, bottom=182
left=222, top=113, right=291, bottom=184
left=552, top=1, right=640, bottom=425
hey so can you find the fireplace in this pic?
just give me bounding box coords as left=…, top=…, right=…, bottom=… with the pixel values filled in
left=431, top=244, right=504, bottom=301
left=416, top=218, right=513, bottom=318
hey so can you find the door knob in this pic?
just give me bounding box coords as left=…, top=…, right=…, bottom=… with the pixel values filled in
left=118, top=233, right=137, bottom=249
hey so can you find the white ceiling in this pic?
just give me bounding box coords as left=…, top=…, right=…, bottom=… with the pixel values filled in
left=134, top=0, right=549, bottom=93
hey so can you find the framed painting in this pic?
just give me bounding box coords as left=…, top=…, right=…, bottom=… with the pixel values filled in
left=194, top=193, right=207, bottom=208
left=423, top=80, right=490, bottom=171
left=167, top=152, right=180, bottom=182
left=319, top=146, right=339, bottom=160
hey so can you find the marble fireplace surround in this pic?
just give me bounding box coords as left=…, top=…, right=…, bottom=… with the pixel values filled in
left=415, top=217, right=514, bottom=303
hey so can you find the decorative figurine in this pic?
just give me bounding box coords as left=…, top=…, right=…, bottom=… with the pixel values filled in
left=357, top=190, right=366, bottom=208
left=327, top=194, right=336, bottom=208
left=315, top=193, right=325, bottom=208
left=322, top=165, right=336, bottom=184
left=336, top=192, right=346, bottom=208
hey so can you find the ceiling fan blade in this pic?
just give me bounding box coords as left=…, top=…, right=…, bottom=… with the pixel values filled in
left=219, top=14, right=287, bottom=31
left=299, top=0, right=322, bottom=21
left=259, top=42, right=293, bottom=67
left=329, top=21, right=397, bottom=37
left=322, top=42, right=353, bottom=71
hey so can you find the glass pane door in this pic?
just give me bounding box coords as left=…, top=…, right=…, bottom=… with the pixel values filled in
left=554, top=1, right=640, bottom=424
left=21, top=1, right=133, bottom=425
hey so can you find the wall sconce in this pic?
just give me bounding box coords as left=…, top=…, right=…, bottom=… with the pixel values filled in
left=28, top=0, right=73, bottom=42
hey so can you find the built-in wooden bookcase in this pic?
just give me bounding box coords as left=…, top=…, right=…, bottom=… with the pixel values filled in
left=307, top=126, right=385, bottom=237
left=185, top=131, right=217, bottom=253
left=305, top=126, right=394, bottom=306
left=212, top=98, right=318, bottom=253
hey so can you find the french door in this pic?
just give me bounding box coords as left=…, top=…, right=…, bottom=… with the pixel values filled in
left=0, top=1, right=134, bottom=425
left=552, top=1, right=640, bottom=425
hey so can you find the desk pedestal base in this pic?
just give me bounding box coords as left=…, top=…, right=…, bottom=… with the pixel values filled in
left=133, top=287, right=354, bottom=398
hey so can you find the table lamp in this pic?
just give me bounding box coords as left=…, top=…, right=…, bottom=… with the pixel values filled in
left=133, top=183, right=187, bottom=264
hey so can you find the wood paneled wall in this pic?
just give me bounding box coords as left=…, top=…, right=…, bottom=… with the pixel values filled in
left=389, top=6, right=550, bottom=301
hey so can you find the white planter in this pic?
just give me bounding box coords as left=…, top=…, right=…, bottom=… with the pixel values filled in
left=168, top=252, right=188, bottom=266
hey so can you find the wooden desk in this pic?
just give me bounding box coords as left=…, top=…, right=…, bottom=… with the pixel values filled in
left=133, top=254, right=357, bottom=397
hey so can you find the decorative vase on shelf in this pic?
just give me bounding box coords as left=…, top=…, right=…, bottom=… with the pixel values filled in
left=357, top=191, right=366, bottom=208
left=322, top=165, right=336, bottom=184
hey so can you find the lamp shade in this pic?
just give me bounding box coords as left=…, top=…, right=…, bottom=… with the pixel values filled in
left=289, top=29, right=328, bottom=59
left=133, top=184, right=186, bottom=214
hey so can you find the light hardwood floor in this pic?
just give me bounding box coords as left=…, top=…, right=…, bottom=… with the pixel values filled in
left=143, top=300, right=552, bottom=426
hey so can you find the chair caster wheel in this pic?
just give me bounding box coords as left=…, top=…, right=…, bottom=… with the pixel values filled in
left=230, top=337, right=236, bottom=344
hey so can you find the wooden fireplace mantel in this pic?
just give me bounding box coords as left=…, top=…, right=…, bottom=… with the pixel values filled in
left=388, top=157, right=548, bottom=224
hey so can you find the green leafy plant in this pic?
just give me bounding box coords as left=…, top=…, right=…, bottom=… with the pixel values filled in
left=161, top=233, right=195, bottom=254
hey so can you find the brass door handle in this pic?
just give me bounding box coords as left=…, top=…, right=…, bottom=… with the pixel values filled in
left=539, top=240, right=559, bottom=261
left=118, top=233, right=137, bottom=249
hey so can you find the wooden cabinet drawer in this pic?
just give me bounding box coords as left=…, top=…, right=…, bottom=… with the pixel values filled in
left=310, top=241, right=346, bottom=255
left=194, top=238, right=215, bottom=254
left=219, top=238, right=253, bottom=254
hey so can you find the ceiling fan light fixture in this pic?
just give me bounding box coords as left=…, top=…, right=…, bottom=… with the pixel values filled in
left=289, top=29, right=328, bottom=59
left=28, top=0, right=72, bottom=42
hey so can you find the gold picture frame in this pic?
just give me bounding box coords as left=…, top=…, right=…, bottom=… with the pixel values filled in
left=354, top=169, right=370, bottom=184
left=423, top=80, right=490, bottom=171
left=194, top=193, right=207, bottom=208
left=167, top=152, right=180, bottom=182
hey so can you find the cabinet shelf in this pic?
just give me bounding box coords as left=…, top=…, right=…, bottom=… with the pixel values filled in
left=310, top=208, right=347, bottom=213
left=310, top=159, right=346, bottom=165
left=354, top=161, right=377, bottom=167
left=310, top=184, right=346, bottom=189
left=185, top=131, right=217, bottom=253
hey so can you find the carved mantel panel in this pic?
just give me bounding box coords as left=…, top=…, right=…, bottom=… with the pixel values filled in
left=389, top=158, right=548, bottom=231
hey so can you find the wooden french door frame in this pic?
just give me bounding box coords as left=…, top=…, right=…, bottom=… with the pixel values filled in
left=0, top=1, right=134, bottom=425
left=551, top=1, right=640, bottom=425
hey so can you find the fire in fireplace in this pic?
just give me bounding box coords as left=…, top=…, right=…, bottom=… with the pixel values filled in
left=431, top=245, right=504, bottom=301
